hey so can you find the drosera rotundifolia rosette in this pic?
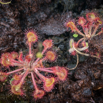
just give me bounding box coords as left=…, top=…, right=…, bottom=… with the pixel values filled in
left=0, top=30, right=67, bottom=99
left=65, top=13, right=102, bottom=70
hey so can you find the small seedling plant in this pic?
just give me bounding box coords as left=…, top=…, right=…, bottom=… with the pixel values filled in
left=65, top=13, right=102, bottom=70
left=0, top=30, right=67, bottom=99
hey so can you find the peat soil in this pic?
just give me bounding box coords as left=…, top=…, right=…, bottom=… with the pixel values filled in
left=0, top=0, right=103, bottom=103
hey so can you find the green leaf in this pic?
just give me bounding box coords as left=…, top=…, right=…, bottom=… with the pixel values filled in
left=10, top=78, right=14, bottom=85
left=36, top=52, right=43, bottom=58
left=73, top=34, right=78, bottom=38
left=0, top=1, right=11, bottom=4
left=69, top=39, right=74, bottom=48
left=86, top=42, right=88, bottom=47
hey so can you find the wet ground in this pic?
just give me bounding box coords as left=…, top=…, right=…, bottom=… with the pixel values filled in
left=0, top=0, right=103, bottom=103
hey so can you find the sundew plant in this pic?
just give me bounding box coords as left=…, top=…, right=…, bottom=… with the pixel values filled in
left=0, top=30, right=67, bottom=99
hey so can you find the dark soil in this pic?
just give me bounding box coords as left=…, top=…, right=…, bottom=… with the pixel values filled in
left=0, top=0, right=103, bottom=103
